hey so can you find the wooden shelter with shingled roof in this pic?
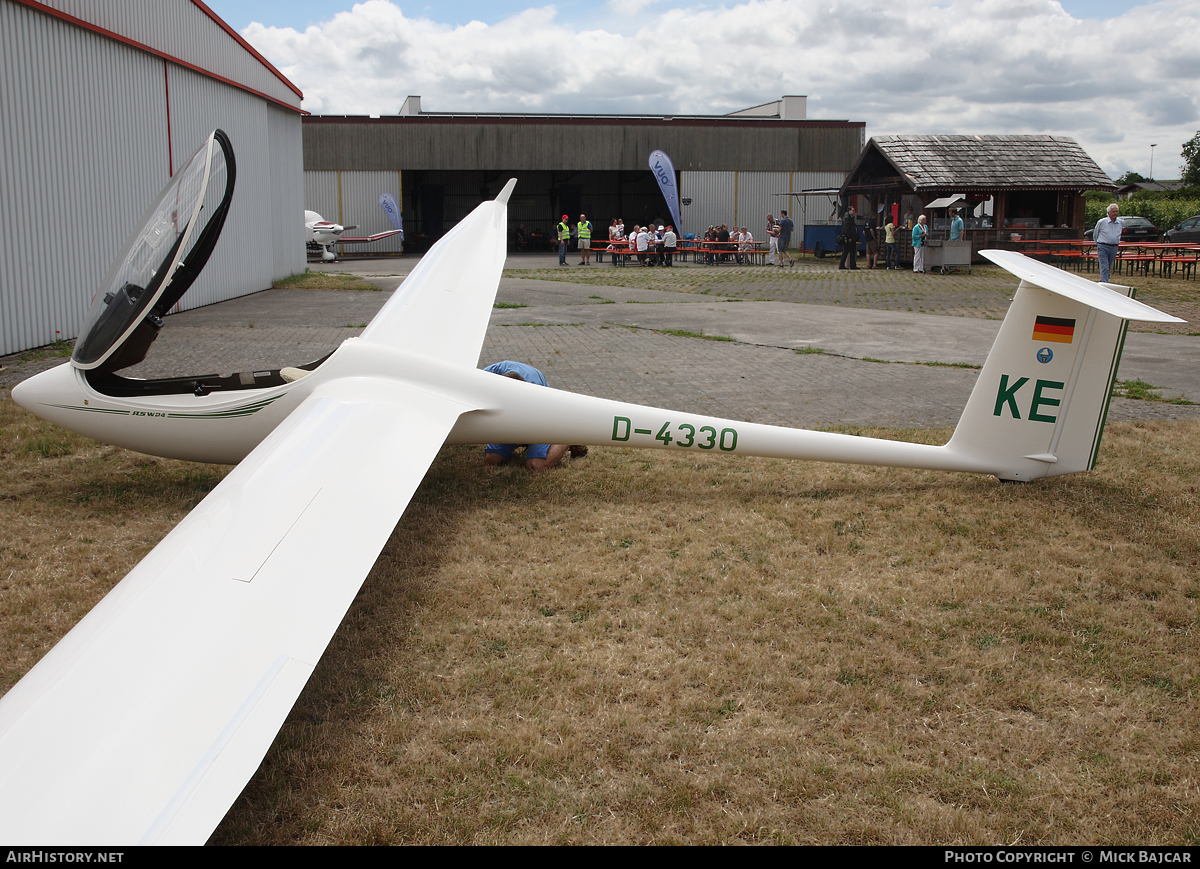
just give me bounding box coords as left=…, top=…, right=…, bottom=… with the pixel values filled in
left=840, top=135, right=1115, bottom=263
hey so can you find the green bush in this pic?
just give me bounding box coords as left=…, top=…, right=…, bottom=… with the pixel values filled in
left=1085, top=193, right=1200, bottom=231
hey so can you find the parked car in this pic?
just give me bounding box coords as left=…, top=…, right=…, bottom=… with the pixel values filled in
left=1162, top=215, right=1200, bottom=244
left=1085, top=215, right=1158, bottom=241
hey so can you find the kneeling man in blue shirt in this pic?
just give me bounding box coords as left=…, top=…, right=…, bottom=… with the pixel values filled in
left=482, top=361, right=588, bottom=471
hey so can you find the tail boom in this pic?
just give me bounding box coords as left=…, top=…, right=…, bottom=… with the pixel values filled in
left=447, top=367, right=998, bottom=475
left=453, top=251, right=1182, bottom=482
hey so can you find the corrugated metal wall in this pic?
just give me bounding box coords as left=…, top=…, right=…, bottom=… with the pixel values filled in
left=304, top=117, right=866, bottom=174
left=267, top=105, right=305, bottom=278
left=1, top=0, right=167, bottom=355
left=681, top=171, right=846, bottom=240
left=165, top=64, right=304, bottom=310
left=0, top=0, right=303, bottom=356
left=305, top=170, right=405, bottom=255
left=679, top=173, right=734, bottom=238
left=30, top=0, right=300, bottom=107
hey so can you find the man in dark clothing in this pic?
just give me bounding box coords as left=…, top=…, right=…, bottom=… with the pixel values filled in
left=776, top=211, right=794, bottom=266
left=839, top=206, right=859, bottom=270
left=717, top=224, right=731, bottom=262
left=865, top=215, right=879, bottom=269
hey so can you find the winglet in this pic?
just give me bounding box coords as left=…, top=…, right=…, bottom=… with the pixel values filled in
left=496, top=178, right=517, bottom=206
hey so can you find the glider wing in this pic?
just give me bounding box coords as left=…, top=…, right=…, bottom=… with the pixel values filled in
left=0, top=380, right=472, bottom=844
left=360, top=179, right=516, bottom=366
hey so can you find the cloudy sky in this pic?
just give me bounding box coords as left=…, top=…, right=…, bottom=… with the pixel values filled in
left=205, top=0, right=1198, bottom=179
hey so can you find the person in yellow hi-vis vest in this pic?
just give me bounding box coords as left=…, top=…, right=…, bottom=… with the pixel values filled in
left=557, top=215, right=570, bottom=266
left=576, top=213, right=593, bottom=266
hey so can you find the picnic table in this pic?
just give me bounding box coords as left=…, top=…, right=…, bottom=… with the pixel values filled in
left=590, top=240, right=772, bottom=266
left=1115, top=242, right=1200, bottom=279
left=1005, top=238, right=1199, bottom=279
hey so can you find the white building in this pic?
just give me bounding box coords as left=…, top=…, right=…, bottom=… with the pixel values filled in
left=1, top=0, right=305, bottom=356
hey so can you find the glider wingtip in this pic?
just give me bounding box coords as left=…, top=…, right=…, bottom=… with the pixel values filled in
left=496, top=178, right=517, bottom=206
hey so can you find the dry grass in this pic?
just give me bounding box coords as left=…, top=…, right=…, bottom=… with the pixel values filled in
left=2, top=395, right=1198, bottom=844
left=273, top=270, right=380, bottom=291
left=0, top=398, right=226, bottom=692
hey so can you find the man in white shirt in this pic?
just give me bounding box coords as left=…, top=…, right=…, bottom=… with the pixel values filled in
left=662, top=225, right=677, bottom=267
left=738, top=227, right=754, bottom=264
left=636, top=226, right=651, bottom=265
left=1094, top=203, right=1124, bottom=283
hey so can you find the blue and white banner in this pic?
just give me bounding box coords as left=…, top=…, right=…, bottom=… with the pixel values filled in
left=379, top=192, right=403, bottom=235
left=648, top=150, right=683, bottom=236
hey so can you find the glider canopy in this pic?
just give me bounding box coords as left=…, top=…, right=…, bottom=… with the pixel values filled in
left=73, top=130, right=236, bottom=373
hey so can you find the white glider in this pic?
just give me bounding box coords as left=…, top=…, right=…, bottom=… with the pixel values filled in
left=0, top=130, right=1183, bottom=844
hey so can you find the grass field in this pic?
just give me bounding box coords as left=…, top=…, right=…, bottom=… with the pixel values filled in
left=3, top=395, right=1197, bottom=845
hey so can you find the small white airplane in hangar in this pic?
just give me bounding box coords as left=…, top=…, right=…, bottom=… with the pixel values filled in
left=0, top=129, right=1183, bottom=844
left=305, top=199, right=402, bottom=261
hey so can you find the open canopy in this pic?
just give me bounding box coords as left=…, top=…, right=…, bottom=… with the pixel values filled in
left=73, top=130, right=235, bottom=372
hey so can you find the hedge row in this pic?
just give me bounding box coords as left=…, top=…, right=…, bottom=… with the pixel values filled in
left=1085, top=197, right=1200, bottom=231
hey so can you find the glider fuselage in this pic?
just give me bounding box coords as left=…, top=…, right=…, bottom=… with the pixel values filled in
left=12, top=336, right=1002, bottom=477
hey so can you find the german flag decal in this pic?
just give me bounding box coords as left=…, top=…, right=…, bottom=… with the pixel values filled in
left=1032, top=315, right=1076, bottom=344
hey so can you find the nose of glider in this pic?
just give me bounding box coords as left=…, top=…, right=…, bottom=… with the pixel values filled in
left=11, top=361, right=81, bottom=424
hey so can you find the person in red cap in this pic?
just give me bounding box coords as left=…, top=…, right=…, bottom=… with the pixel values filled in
left=662, top=225, right=677, bottom=267
left=556, top=214, right=571, bottom=265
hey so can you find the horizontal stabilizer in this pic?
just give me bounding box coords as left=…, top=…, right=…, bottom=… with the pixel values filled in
left=946, top=251, right=1186, bottom=479
left=981, top=250, right=1183, bottom=322
left=337, top=229, right=403, bottom=244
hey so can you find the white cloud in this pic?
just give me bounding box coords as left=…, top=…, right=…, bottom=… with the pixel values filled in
left=243, top=0, right=1200, bottom=177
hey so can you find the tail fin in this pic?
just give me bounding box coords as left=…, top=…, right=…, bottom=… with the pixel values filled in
left=946, top=251, right=1183, bottom=481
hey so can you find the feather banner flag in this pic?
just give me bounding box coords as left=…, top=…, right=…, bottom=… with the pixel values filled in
left=648, top=150, right=683, bottom=236
left=379, top=193, right=404, bottom=235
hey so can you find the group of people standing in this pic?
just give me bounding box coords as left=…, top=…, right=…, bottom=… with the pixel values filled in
left=552, top=204, right=973, bottom=275
left=764, top=211, right=795, bottom=266
left=841, top=206, right=906, bottom=271
left=835, top=204, right=964, bottom=273
left=557, top=214, right=595, bottom=266
left=547, top=207, right=801, bottom=268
